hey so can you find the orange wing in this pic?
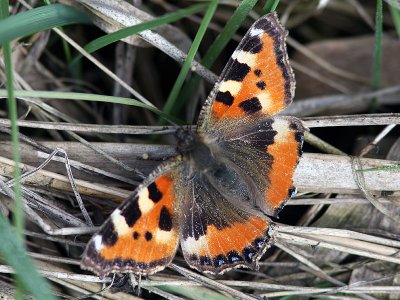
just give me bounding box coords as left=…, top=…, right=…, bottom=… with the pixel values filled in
left=215, top=117, right=304, bottom=216
left=198, top=12, right=294, bottom=130
left=197, top=12, right=304, bottom=217
left=81, top=162, right=182, bottom=277
left=179, top=171, right=272, bottom=274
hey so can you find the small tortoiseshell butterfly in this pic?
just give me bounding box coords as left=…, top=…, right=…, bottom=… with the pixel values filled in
left=81, top=12, right=304, bottom=277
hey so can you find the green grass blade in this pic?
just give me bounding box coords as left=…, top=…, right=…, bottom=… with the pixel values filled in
left=83, top=2, right=209, bottom=54
left=262, top=0, right=280, bottom=13
left=1, top=1, right=25, bottom=298
left=389, top=4, right=400, bottom=37
left=176, top=0, right=259, bottom=118
left=201, top=0, right=259, bottom=68
left=358, top=165, right=400, bottom=172
left=0, top=215, right=56, bottom=299
left=0, top=3, right=91, bottom=44
left=0, top=89, right=183, bottom=124
left=162, top=0, right=218, bottom=118
left=1, top=3, right=56, bottom=299
left=1, top=6, right=22, bottom=239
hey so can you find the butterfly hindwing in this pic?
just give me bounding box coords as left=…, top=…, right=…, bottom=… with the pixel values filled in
left=81, top=161, right=182, bottom=277
left=179, top=171, right=272, bottom=273
left=262, top=117, right=304, bottom=213
left=198, top=12, right=295, bottom=130
left=207, top=116, right=304, bottom=216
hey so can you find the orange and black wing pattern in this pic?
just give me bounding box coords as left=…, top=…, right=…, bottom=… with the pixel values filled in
left=198, top=12, right=295, bottom=130
left=198, top=12, right=304, bottom=216
left=219, top=117, right=304, bottom=216
left=179, top=172, right=272, bottom=273
left=81, top=12, right=304, bottom=278
left=81, top=162, right=182, bottom=277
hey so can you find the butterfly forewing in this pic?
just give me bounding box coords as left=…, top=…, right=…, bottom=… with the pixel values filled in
left=198, top=12, right=295, bottom=130
left=81, top=161, right=183, bottom=277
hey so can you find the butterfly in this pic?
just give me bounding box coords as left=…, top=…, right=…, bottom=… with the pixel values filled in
left=81, top=12, right=304, bottom=277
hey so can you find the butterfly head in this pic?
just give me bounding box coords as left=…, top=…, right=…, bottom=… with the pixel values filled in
left=176, top=127, right=196, bottom=155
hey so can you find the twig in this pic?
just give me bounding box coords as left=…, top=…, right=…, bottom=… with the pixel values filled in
left=169, top=264, right=259, bottom=300
left=275, top=231, right=400, bottom=264
left=291, top=60, right=350, bottom=93
left=142, top=286, right=186, bottom=300
left=360, top=124, right=397, bottom=157
left=286, top=85, right=400, bottom=117
left=275, top=225, right=400, bottom=250
left=288, top=197, right=396, bottom=205
left=303, top=113, right=400, bottom=127
left=77, top=0, right=218, bottom=84
left=275, top=241, right=377, bottom=300
left=1, top=113, right=398, bottom=135
left=6, top=148, right=93, bottom=227
left=0, top=156, right=130, bottom=201
left=351, top=156, right=400, bottom=223
left=287, top=36, right=370, bottom=84
left=2, top=153, right=399, bottom=196
left=304, top=131, right=346, bottom=155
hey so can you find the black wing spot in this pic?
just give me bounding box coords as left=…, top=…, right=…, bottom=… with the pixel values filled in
left=102, top=222, right=118, bottom=246
left=254, top=69, right=262, bottom=77
left=188, top=254, right=198, bottom=262
left=159, top=206, right=173, bottom=231
left=294, top=131, right=304, bottom=143
left=227, top=251, right=244, bottom=263
left=254, top=18, right=270, bottom=30
left=225, top=59, right=251, bottom=82
left=239, top=35, right=263, bottom=53
left=242, top=246, right=257, bottom=263
left=289, top=120, right=299, bottom=131
left=256, top=81, right=266, bottom=90
left=239, top=97, right=262, bottom=114
left=145, top=231, right=153, bottom=241
left=253, top=238, right=266, bottom=251
left=215, top=91, right=234, bottom=106
left=148, top=182, right=162, bottom=203
left=213, top=254, right=228, bottom=267
left=243, top=120, right=276, bottom=152
left=120, top=198, right=142, bottom=227
left=199, top=256, right=212, bottom=266
left=294, top=131, right=304, bottom=156
left=133, top=231, right=140, bottom=240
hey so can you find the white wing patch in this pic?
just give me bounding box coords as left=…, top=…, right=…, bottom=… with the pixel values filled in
left=111, top=209, right=131, bottom=236
left=232, top=50, right=258, bottom=68
left=219, top=80, right=242, bottom=96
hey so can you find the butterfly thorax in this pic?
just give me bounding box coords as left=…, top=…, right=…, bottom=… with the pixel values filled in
left=175, top=127, right=220, bottom=168
left=175, top=127, right=249, bottom=201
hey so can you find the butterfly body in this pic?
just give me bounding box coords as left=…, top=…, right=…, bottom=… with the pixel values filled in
left=81, top=12, right=305, bottom=278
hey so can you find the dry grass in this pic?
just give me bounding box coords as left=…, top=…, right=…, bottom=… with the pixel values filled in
left=1, top=0, right=400, bottom=299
